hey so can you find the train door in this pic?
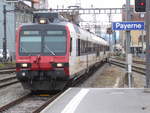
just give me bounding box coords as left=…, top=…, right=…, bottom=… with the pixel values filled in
left=86, top=38, right=89, bottom=70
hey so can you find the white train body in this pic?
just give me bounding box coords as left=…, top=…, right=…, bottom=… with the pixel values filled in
left=67, top=23, right=109, bottom=79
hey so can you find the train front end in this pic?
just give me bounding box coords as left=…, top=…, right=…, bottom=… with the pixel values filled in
left=16, top=23, right=70, bottom=91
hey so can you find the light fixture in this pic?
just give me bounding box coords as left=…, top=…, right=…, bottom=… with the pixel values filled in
left=22, top=72, right=26, bottom=76
left=21, top=63, right=28, bottom=68
left=57, top=63, right=63, bottom=67
left=39, top=18, right=47, bottom=24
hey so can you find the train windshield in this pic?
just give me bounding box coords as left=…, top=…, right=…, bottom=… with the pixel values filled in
left=19, top=30, right=67, bottom=56
left=20, top=31, right=41, bottom=55
left=43, top=30, right=66, bottom=55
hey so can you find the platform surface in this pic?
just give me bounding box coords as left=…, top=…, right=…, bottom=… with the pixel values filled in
left=41, top=88, right=150, bottom=113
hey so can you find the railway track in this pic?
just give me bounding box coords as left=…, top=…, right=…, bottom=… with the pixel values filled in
left=112, top=57, right=145, bottom=65
left=0, top=68, right=18, bottom=89
left=0, top=79, right=86, bottom=113
left=0, top=63, right=105, bottom=113
left=110, top=59, right=146, bottom=75
left=0, top=88, right=67, bottom=113
left=0, top=75, right=19, bottom=89
left=0, top=91, right=64, bottom=113
left=0, top=93, right=30, bottom=112
left=0, top=68, right=15, bottom=74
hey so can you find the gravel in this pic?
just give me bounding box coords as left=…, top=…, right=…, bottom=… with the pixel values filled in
left=0, top=83, right=30, bottom=108
left=132, top=71, right=146, bottom=88
left=79, top=63, right=145, bottom=88
left=0, top=63, right=146, bottom=112
left=2, top=96, right=49, bottom=113
left=0, top=73, right=16, bottom=80
left=80, top=64, right=124, bottom=88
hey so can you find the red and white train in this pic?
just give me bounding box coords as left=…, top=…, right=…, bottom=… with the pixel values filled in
left=16, top=12, right=109, bottom=91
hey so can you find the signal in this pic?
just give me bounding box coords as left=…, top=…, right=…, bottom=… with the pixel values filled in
left=135, top=0, right=146, bottom=12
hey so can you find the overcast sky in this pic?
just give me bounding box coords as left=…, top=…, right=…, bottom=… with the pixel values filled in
left=48, top=0, right=135, bottom=40
left=48, top=0, right=134, bottom=23
left=48, top=0, right=134, bottom=9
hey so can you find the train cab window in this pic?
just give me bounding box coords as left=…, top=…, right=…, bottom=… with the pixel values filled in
left=20, top=31, right=41, bottom=55
left=44, top=30, right=67, bottom=56
left=20, top=36, right=41, bottom=53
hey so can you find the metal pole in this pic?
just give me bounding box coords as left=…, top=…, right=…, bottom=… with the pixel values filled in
left=31, top=1, right=34, bottom=8
left=141, top=30, right=145, bottom=58
left=114, top=31, right=116, bottom=52
left=3, top=5, right=7, bottom=61
left=145, top=0, right=150, bottom=88
left=108, top=13, right=111, bottom=52
left=126, top=0, right=132, bottom=87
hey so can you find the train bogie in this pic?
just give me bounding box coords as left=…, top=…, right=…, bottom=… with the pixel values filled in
left=16, top=69, right=69, bottom=91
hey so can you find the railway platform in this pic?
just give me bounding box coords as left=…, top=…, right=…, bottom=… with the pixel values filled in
left=41, top=88, right=150, bottom=113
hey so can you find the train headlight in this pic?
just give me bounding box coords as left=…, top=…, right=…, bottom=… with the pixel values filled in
left=57, top=63, right=63, bottom=67
left=39, top=18, right=47, bottom=24
left=22, top=72, right=26, bottom=76
left=21, top=63, right=28, bottom=68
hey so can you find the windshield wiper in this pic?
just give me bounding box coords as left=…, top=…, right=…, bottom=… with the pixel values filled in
left=44, top=44, right=56, bottom=56
left=20, top=46, right=31, bottom=56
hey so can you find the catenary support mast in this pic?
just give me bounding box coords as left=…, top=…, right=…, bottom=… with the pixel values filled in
left=146, top=0, right=150, bottom=88
left=126, top=0, right=132, bottom=87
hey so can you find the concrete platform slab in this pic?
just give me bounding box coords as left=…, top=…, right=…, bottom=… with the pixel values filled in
left=41, top=88, right=150, bottom=113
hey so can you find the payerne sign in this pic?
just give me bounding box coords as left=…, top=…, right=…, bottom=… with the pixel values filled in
left=112, top=22, right=145, bottom=30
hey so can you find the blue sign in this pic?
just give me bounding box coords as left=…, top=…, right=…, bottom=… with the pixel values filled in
left=112, top=22, right=145, bottom=31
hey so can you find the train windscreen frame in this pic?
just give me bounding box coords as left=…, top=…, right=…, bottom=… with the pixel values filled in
left=19, top=29, right=67, bottom=56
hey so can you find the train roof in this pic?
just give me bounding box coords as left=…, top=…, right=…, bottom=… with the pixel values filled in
left=20, top=22, right=69, bottom=27
left=19, top=22, right=109, bottom=46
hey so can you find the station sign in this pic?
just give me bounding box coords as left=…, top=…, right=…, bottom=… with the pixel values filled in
left=112, top=21, right=145, bottom=31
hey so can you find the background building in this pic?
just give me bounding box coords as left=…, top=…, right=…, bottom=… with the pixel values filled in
left=120, top=5, right=145, bottom=55
left=0, top=0, right=33, bottom=59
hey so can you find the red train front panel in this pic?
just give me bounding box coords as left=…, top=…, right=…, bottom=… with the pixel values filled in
left=16, top=24, right=71, bottom=91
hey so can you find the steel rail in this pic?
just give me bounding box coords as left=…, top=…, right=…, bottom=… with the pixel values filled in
left=0, top=63, right=106, bottom=112
left=32, top=63, right=105, bottom=112
left=0, top=67, right=17, bottom=88
left=0, top=77, right=19, bottom=89
left=111, top=59, right=145, bottom=75
left=0, top=67, right=15, bottom=70
left=0, top=76, right=16, bottom=83
left=0, top=93, right=31, bottom=112
left=0, top=68, right=15, bottom=74
left=111, top=57, right=145, bottom=65
left=33, top=92, right=63, bottom=113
